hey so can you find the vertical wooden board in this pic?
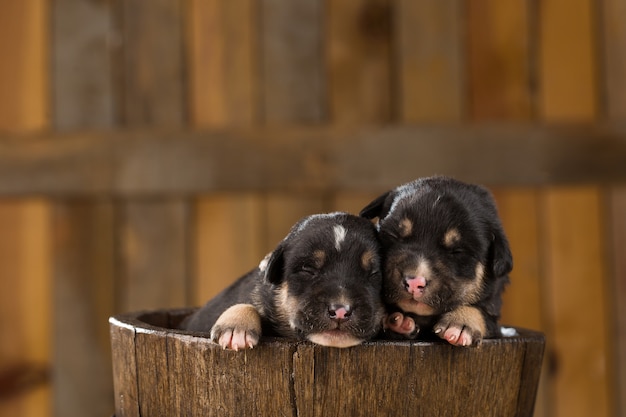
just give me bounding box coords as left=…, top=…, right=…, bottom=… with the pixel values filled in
left=540, top=187, right=613, bottom=417
left=118, top=200, right=189, bottom=311
left=259, top=0, right=326, bottom=124
left=0, top=2, right=51, bottom=416
left=538, top=0, right=598, bottom=121
left=52, top=200, right=116, bottom=417
left=167, top=336, right=296, bottom=416
left=394, top=0, right=464, bottom=122
left=0, top=200, right=52, bottom=417
left=327, top=0, right=392, bottom=124
left=493, top=188, right=549, bottom=417
left=0, top=2, right=48, bottom=132
left=492, top=189, right=543, bottom=331
left=193, top=195, right=266, bottom=305
left=601, top=0, right=626, bottom=119
left=609, top=186, right=626, bottom=417
left=186, top=0, right=257, bottom=126
left=52, top=0, right=114, bottom=129
left=51, top=2, right=118, bottom=417
left=109, top=319, right=139, bottom=417
left=114, top=0, right=185, bottom=126
left=134, top=330, right=172, bottom=416
left=467, top=0, right=531, bottom=120
left=263, top=194, right=327, bottom=250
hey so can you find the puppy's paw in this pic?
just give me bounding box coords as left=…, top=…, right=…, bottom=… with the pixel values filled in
left=383, top=312, right=419, bottom=339
left=434, top=306, right=486, bottom=347
left=210, top=304, right=262, bottom=351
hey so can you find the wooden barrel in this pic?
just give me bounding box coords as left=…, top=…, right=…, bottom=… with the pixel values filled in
left=110, top=308, right=545, bottom=417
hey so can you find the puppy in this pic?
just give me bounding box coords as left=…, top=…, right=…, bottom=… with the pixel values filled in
left=360, top=176, right=512, bottom=346
left=181, top=212, right=385, bottom=350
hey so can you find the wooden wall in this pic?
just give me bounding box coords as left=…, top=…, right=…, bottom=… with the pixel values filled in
left=0, top=1, right=624, bottom=417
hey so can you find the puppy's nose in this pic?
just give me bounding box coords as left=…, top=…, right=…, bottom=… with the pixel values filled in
left=405, top=275, right=427, bottom=295
left=328, top=304, right=352, bottom=321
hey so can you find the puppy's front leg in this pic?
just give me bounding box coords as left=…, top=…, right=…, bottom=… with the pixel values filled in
left=211, top=304, right=262, bottom=350
left=434, top=306, right=486, bottom=347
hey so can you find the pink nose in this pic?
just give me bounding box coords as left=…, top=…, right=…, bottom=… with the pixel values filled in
left=329, top=305, right=352, bottom=320
left=405, top=276, right=427, bottom=295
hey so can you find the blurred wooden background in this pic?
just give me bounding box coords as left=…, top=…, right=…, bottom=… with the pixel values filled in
left=0, top=1, right=625, bottom=416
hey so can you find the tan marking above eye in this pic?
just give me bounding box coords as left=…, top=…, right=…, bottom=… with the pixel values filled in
left=361, top=250, right=375, bottom=270
left=312, top=250, right=326, bottom=269
left=399, top=218, right=413, bottom=237
left=444, top=228, right=461, bottom=247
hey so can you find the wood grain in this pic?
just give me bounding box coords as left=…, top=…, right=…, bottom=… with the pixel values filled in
left=327, top=0, right=392, bottom=124
left=186, top=0, right=257, bottom=127
left=113, top=0, right=185, bottom=126
left=1, top=125, right=626, bottom=195
left=601, top=0, right=626, bottom=119
left=259, top=0, right=326, bottom=124
left=541, top=188, right=613, bottom=417
left=0, top=2, right=51, bottom=416
left=538, top=0, right=598, bottom=121
left=118, top=200, right=189, bottom=311
left=394, top=0, right=464, bottom=122
left=53, top=200, right=115, bottom=417
left=467, top=0, right=531, bottom=120
left=192, top=195, right=265, bottom=305
left=110, top=309, right=545, bottom=417
left=609, top=187, right=626, bottom=417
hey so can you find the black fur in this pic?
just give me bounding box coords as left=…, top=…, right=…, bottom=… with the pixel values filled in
left=181, top=212, right=385, bottom=348
left=361, top=176, right=512, bottom=345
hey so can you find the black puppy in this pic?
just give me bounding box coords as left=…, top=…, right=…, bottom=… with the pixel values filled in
left=360, top=176, right=512, bottom=346
left=181, top=212, right=385, bottom=350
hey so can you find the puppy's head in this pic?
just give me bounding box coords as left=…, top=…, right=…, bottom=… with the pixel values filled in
left=360, top=177, right=512, bottom=318
left=261, top=212, right=384, bottom=347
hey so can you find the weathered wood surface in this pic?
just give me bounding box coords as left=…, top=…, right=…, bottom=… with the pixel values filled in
left=110, top=309, right=545, bottom=417
left=1, top=125, right=626, bottom=196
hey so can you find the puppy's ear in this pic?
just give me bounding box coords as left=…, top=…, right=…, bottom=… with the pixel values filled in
left=262, top=244, right=286, bottom=285
left=359, top=191, right=393, bottom=220
left=489, top=226, right=513, bottom=277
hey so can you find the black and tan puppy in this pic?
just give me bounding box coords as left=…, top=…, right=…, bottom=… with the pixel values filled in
left=360, top=176, right=512, bottom=347
left=181, top=212, right=385, bottom=350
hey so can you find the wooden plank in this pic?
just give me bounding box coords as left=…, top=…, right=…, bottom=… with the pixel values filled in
left=263, top=193, right=327, bottom=249
left=327, top=0, right=392, bottom=124
left=186, top=0, right=257, bottom=126
left=113, top=0, right=185, bottom=126
left=109, top=317, right=140, bottom=417
left=540, top=187, right=613, bottom=417
left=192, top=195, right=265, bottom=305
left=394, top=0, right=464, bottom=122
left=186, top=0, right=264, bottom=306
left=609, top=187, right=626, bottom=417
left=259, top=0, right=325, bottom=124
left=51, top=2, right=118, bottom=417
left=52, top=200, right=115, bottom=417
left=0, top=2, right=48, bottom=132
left=602, top=0, right=626, bottom=119
left=0, top=200, right=52, bottom=417
left=112, top=310, right=545, bottom=417
left=0, top=2, right=51, bottom=416
left=118, top=200, right=189, bottom=311
left=493, top=188, right=548, bottom=417
left=52, top=0, right=114, bottom=130
left=538, top=0, right=598, bottom=121
left=1, top=125, right=626, bottom=194
left=467, top=0, right=531, bottom=120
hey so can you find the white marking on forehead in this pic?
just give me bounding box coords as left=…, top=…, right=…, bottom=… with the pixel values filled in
left=293, top=212, right=344, bottom=235
left=333, top=225, right=347, bottom=251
